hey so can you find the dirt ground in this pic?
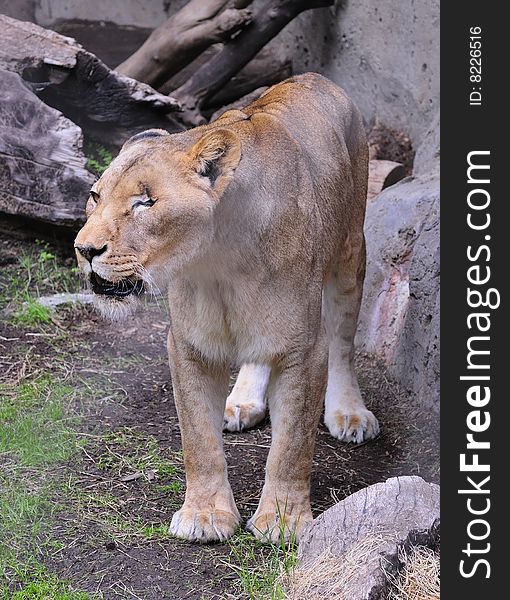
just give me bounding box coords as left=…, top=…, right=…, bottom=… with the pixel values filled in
left=0, top=220, right=439, bottom=599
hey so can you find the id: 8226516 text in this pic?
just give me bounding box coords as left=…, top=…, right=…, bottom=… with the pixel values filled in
left=469, top=26, right=482, bottom=106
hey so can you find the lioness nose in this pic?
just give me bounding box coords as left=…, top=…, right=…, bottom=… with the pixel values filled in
left=75, top=244, right=107, bottom=263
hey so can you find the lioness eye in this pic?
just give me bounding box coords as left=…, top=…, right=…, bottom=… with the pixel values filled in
left=132, top=197, right=155, bottom=210
left=89, top=190, right=99, bottom=202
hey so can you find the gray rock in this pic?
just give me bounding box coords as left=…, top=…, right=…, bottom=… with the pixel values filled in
left=413, top=112, right=440, bottom=177
left=0, top=68, right=93, bottom=228
left=356, top=172, right=440, bottom=409
left=36, top=293, right=93, bottom=308
left=273, top=0, right=439, bottom=146
left=298, top=476, right=440, bottom=600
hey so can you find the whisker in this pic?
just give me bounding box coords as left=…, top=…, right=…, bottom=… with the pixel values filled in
left=134, top=263, right=170, bottom=313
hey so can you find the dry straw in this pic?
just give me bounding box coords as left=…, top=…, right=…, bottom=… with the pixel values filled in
left=280, top=537, right=440, bottom=600
left=280, top=535, right=385, bottom=600
left=386, top=545, right=440, bottom=600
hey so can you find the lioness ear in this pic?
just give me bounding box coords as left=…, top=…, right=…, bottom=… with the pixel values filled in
left=188, top=129, right=241, bottom=196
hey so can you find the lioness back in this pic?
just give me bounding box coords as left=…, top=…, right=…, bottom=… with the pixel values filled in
left=188, top=72, right=368, bottom=277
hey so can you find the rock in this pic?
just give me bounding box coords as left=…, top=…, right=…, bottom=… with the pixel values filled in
left=367, top=159, right=406, bottom=201
left=273, top=0, right=439, bottom=146
left=413, top=111, right=440, bottom=177
left=297, top=476, right=440, bottom=600
left=0, top=69, right=93, bottom=228
left=356, top=172, right=439, bottom=409
left=36, top=293, right=94, bottom=309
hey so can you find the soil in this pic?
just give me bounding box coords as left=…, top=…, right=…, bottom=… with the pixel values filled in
left=0, top=221, right=439, bottom=599
left=368, top=124, right=415, bottom=175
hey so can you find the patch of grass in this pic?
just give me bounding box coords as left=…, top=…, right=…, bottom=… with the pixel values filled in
left=96, top=427, right=183, bottom=481
left=0, top=375, right=81, bottom=466
left=12, top=297, right=53, bottom=327
left=0, top=480, right=50, bottom=549
left=63, top=428, right=184, bottom=541
left=141, top=524, right=171, bottom=540
left=86, top=146, right=114, bottom=176
left=0, top=240, right=80, bottom=319
left=0, top=373, right=92, bottom=598
left=227, top=522, right=298, bottom=600
left=155, top=481, right=183, bottom=494
left=67, top=484, right=172, bottom=540
left=2, top=561, right=94, bottom=600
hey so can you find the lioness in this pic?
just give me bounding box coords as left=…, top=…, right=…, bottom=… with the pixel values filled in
left=75, top=73, right=379, bottom=543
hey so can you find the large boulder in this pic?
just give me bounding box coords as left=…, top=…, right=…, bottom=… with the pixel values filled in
left=357, top=118, right=440, bottom=409
left=0, top=69, right=93, bottom=228
left=297, top=476, right=440, bottom=600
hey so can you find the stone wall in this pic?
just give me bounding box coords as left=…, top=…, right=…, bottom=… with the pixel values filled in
left=276, top=0, right=440, bottom=145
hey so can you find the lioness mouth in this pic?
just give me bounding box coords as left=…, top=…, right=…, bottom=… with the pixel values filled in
left=90, top=272, right=144, bottom=298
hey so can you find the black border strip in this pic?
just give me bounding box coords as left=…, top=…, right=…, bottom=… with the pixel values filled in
left=441, top=3, right=505, bottom=595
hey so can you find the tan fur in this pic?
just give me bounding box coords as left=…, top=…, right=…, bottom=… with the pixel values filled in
left=75, top=73, right=377, bottom=543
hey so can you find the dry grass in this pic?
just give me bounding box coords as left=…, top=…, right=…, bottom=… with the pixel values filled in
left=279, top=538, right=440, bottom=600
left=280, top=535, right=385, bottom=600
left=386, top=545, right=440, bottom=600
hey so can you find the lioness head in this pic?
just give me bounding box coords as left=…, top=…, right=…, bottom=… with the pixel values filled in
left=74, top=128, right=241, bottom=318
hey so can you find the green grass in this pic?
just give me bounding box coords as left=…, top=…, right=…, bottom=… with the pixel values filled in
left=0, top=376, right=81, bottom=466
left=2, top=561, right=93, bottom=600
left=155, top=481, right=183, bottom=494
left=67, top=484, right=174, bottom=541
left=12, top=298, right=53, bottom=327
left=62, top=427, right=184, bottom=541
left=0, top=240, right=81, bottom=322
left=141, top=524, right=171, bottom=540
left=96, top=427, right=183, bottom=481
left=227, top=522, right=297, bottom=600
left=0, top=375, right=92, bottom=598
left=85, top=146, right=114, bottom=177
left=224, top=500, right=300, bottom=599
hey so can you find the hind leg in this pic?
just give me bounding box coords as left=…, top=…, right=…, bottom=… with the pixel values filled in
left=323, top=236, right=379, bottom=443
left=223, top=364, right=270, bottom=432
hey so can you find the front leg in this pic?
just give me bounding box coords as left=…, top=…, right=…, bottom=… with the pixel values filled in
left=247, top=332, right=328, bottom=543
left=167, top=329, right=239, bottom=542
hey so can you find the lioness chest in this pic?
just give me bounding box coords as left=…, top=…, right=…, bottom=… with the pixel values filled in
left=168, top=273, right=316, bottom=365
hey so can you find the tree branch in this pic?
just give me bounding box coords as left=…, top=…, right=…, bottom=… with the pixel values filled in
left=204, top=49, right=292, bottom=110
left=172, top=0, right=334, bottom=123
left=116, top=0, right=254, bottom=89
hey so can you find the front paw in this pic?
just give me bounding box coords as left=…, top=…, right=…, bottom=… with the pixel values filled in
left=247, top=504, right=312, bottom=544
left=170, top=505, right=240, bottom=543
left=325, top=408, right=380, bottom=443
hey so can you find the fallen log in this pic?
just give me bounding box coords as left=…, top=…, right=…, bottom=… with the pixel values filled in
left=161, top=47, right=291, bottom=114
left=159, top=46, right=220, bottom=95
left=0, top=14, right=183, bottom=147
left=116, top=0, right=254, bottom=89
